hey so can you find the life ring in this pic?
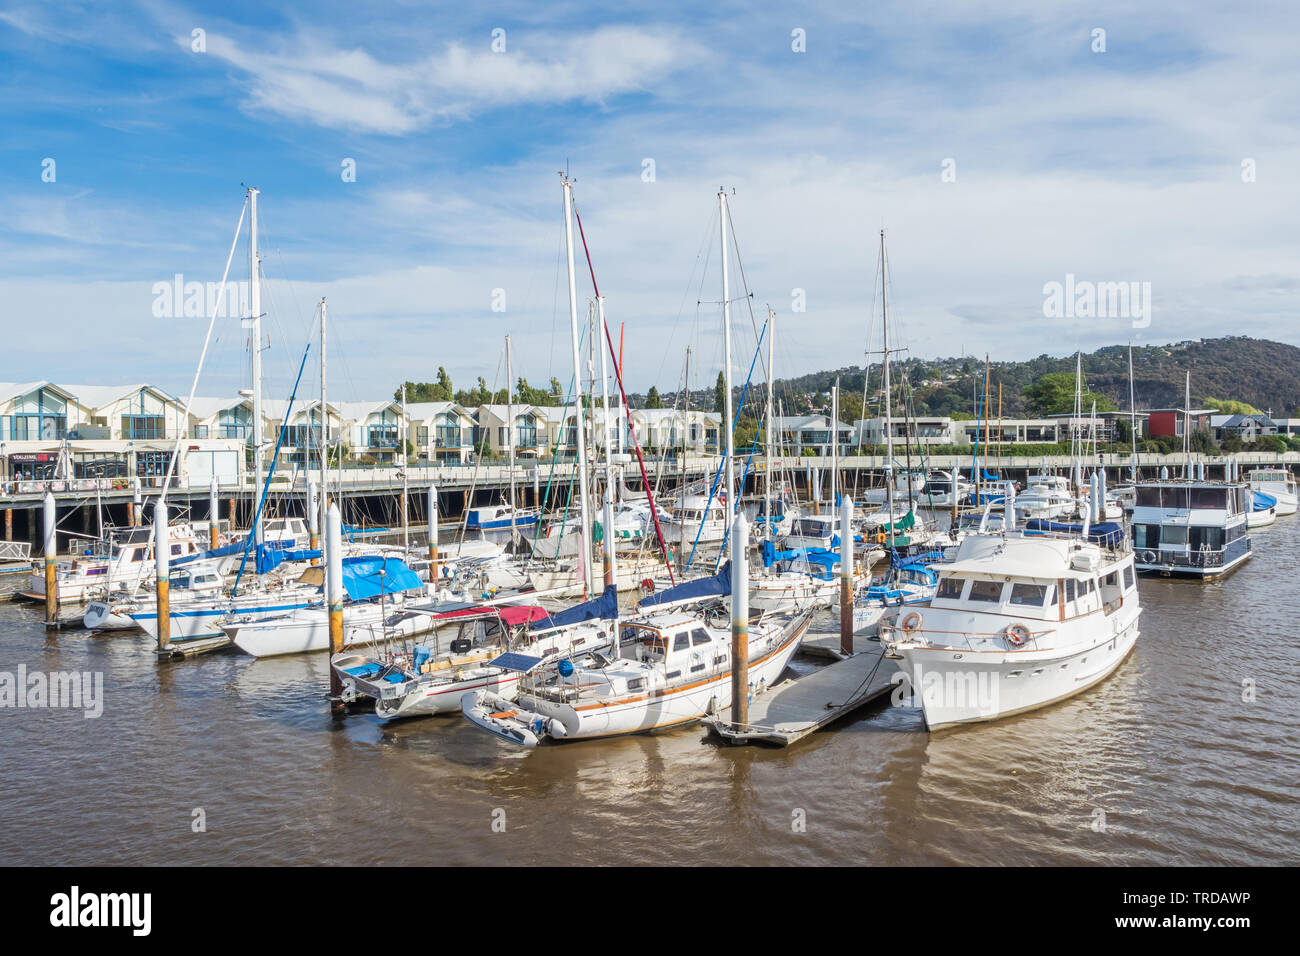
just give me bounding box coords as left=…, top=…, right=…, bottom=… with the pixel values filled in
left=1005, top=623, right=1031, bottom=647
left=1141, top=550, right=1157, bottom=563
left=898, top=611, right=923, bottom=633
left=876, top=532, right=886, bottom=544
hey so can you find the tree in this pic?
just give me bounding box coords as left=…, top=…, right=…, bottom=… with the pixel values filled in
left=714, top=372, right=727, bottom=413
left=516, top=377, right=555, bottom=406
left=646, top=386, right=664, bottom=409
left=1023, top=372, right=1118, bottom=416
left=397, top=367, right=453, bottom=403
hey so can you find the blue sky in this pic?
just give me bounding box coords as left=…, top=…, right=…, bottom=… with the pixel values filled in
left=2, top=0, right=1298, bottom=405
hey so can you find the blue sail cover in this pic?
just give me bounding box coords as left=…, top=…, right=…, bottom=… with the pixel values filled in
left=173, top=541, right=321, bottom=575
left=639, top=562, right=732, bottom=608
left=531, top=584, right=619, bottom=631
left=1253, top=491, right=1278, bottom=511
left=1024, top=519, right=1125, bottom=548
left=339, top=556, right=425, bottom=600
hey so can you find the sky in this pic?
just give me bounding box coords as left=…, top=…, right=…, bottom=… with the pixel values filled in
left=2, top=0, right=1298, bottom=407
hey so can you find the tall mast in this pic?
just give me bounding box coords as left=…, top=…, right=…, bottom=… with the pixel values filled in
left=248, top=186, right=264, bottom=545
left=319, top=298, right=328, bottom=521
left=719, top=189, right=736, bottom=517
left=505, top=334, right=516, bottom=533
left=1184, top=369, right=1191, bottom=476
left=831, top=380, right=839, bottom=508
left=765, top=308, right=775, bottom=539
left=680, top=347, right=689, bottom=575
left=1128, top=344, right=1137, bottom=482
left=399, top=383, right=409, bottom=554
left=597, top=296, right=616, bottom=590
left=562, top=175, right=593, bottom=597
left=881, top=230, right=895, bottom=530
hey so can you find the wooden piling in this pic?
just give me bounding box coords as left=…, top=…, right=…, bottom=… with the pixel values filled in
left=307, top=480, right=319, bottom=566
left=730, top=513, right=749, bottom=731
left=327, top=503, right=345, bottom=716
left=839, top=495, right=854, bottom=657
left=43, top=492, right=57, bottom=629
left=155, top=500, right=170, bottom=652
left=427, top=484, right=439, bottom=582
left=208, top=478, right=220, bottom=550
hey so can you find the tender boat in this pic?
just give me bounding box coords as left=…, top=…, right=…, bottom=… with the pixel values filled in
left=1247, top=491, right=1277, bottom=528
left=882, top=518, right=1141, bottom=730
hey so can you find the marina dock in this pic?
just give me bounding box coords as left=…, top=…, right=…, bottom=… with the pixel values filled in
left=706, top=635, right=899, bottom=747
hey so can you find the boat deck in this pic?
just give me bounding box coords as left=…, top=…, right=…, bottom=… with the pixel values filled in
left=705, top=640, right=898, bottom=747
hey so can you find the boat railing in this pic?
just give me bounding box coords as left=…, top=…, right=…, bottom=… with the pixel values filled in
left=883, top=622, right=1056, bottom=652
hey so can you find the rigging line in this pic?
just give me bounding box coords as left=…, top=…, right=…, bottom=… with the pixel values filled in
left=723, top=200, right=767, bottom=383
left=654, top=206, right=717, bottom=388
left=158, top=195, right=249, bottom=505
left=570, top=200, right=675, bottom=583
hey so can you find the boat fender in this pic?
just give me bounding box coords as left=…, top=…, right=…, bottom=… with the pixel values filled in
left=548, top=718, right=568, bottom=738
left=899, top=611, right=923, bottom=633
left=1004, top=623, right=1030, bottom=647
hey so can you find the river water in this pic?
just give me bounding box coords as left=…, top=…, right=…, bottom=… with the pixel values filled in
left=1, top=523, right=1297, bottom=866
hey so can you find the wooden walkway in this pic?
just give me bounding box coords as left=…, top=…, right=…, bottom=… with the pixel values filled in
left=706, top=642, right=899, bottom=747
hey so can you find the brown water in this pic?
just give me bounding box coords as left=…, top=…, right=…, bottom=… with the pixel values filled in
left=1, top=525, right=1297, bottom=866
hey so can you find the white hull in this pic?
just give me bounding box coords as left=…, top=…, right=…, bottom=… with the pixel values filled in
left=894, top=617, right=1139, bottom=730
left=134, top=588, right=318, bottom=642
left=229, top=600, right=418, bottom=658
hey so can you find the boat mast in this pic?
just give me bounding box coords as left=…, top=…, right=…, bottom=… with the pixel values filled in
left=831, top=379, right=839, bottom=509
left=680, top=346, right=689, bottom=575
left=561, top=175, right=593, bottom=598
left=597, top=296, right=616, bottom=589
left=319, top=297, right=328, bottom=538
left=765, top=308, right=775, bottom=538
left=1184, top=369, right=1191, bottom=477
left=1128, top=344, right=1137, bottom=482
left=881, top=230, right=895, bottom=532
left=505, top=334, right=516, bottom=534
left=401, top=383, right=410, bottom=555
left=248, top=186, right=264, bottom=545
left=719, top=189, right=736, bottom=519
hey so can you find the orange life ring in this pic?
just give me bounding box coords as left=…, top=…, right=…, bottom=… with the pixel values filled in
left=1005, top=623, right=1031, bottom=647
left=898, top=611, right=923, bottom=633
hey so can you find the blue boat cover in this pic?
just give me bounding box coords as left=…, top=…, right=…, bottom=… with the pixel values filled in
left=339, top=556, right=425, bottom=600
left=1253, top=491, right=1278, bottom=511
left=531, top=584, right=620, bottom=631
left=1024, top=518, right=1125, bottom=547
left=639, top=562, right=732, bottom=607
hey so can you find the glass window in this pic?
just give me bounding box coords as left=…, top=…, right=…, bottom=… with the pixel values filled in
left=936, top=577, right=965, bottom=600
left=967, top=580, right=1004, bottom=603
left=1162, top=525, right=1188, bottom=546
left=673, top=633, right=690, bottom=652
left=691, top=628, right=711, bottom=646
left=1065, top=579, right=1077, bottom=603
left=1123, top=566, right=1136, bottom=590
left=1009, top=582, right=1048, bottom=606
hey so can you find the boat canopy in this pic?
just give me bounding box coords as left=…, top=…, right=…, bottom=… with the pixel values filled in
left=339, top=556, right=425, bottom=600
left=172, top=540, right=321, bottom=575
left=1252, top=491, right=1278, bottom=511
left=430, top=603, right=550, bottom=627
left=531, top=584, right=619, bottom=631
left=1023, top=519, right=1125, bottom=548
left=639, top=562, right=732, bottom=608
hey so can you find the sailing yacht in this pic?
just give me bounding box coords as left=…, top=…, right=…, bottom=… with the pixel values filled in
left=883, top=523, right=1142, bottom=730
left=27, top=522, right=205, bottom=605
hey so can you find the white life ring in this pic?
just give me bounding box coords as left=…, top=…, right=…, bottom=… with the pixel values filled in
left=1004, top=623, right=1031, bottom=647
left=898, top=610, right=924, bottom=633
left=1141, top=550, right=1157, bottom=563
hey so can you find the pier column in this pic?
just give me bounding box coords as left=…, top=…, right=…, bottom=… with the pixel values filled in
left=155, top=501, right=170, bottom=652
left=208, top=478, right=220, bottom=550
left=43, top=492, right=57, bottom=630
left=839, top=495, right=854, bottom=656
left=228, top=498, right=237, bottom=533
left=4, top=507, right=11, bottom=541
left=730, top=514, right=750, bottom=732
left=427, top=483, right=439, bottom=582
left=327, top=503, right=345, bottom=716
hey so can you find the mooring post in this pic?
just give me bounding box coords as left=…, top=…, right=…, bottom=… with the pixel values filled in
left=327, top=502, right=345, bottom=716
left=155, top=500, right=170, bottom=652
left=43, top=492, right=57, bottom=629
left=132, top=477, right=142, bottom=526
left=208, top=477, right=220, bottom=551
left=839, top=494, right=854, bottom=656
left=730, top=513, right=749, bottom=731
left=427, top=483, right=439, bottom=583
left=603, top=489, right=616, bottom=588
left=307, top=479, right=319, bottom=566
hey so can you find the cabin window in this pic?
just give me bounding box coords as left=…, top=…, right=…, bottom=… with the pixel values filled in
left=1189, top=527, right=1225, bottom=552
left=936, top=577, right=965, bottom=600
left=1123, top=567, right=1136, bottom=590
left=1133, top=524, right=1160, bottom=550
left=1065, top=579, right=1077, bottom=603
left=967, top=580, right=1004, bottom=603
left=1162, top=526, right=1188, bottom=547
left=673, top=633, right=691, bottom=652
left=1009, top=583, right=1048, bottom=607
left=1103, top=572, right=1118, bottom=587
left=691, top=628, right=711, bottom=646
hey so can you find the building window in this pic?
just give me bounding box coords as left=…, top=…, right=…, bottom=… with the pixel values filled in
left=11, top=387, right=67, bottom=440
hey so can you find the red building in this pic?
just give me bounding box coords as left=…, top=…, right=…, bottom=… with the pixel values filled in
left=1145, top=408, right=1216, bottom=438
